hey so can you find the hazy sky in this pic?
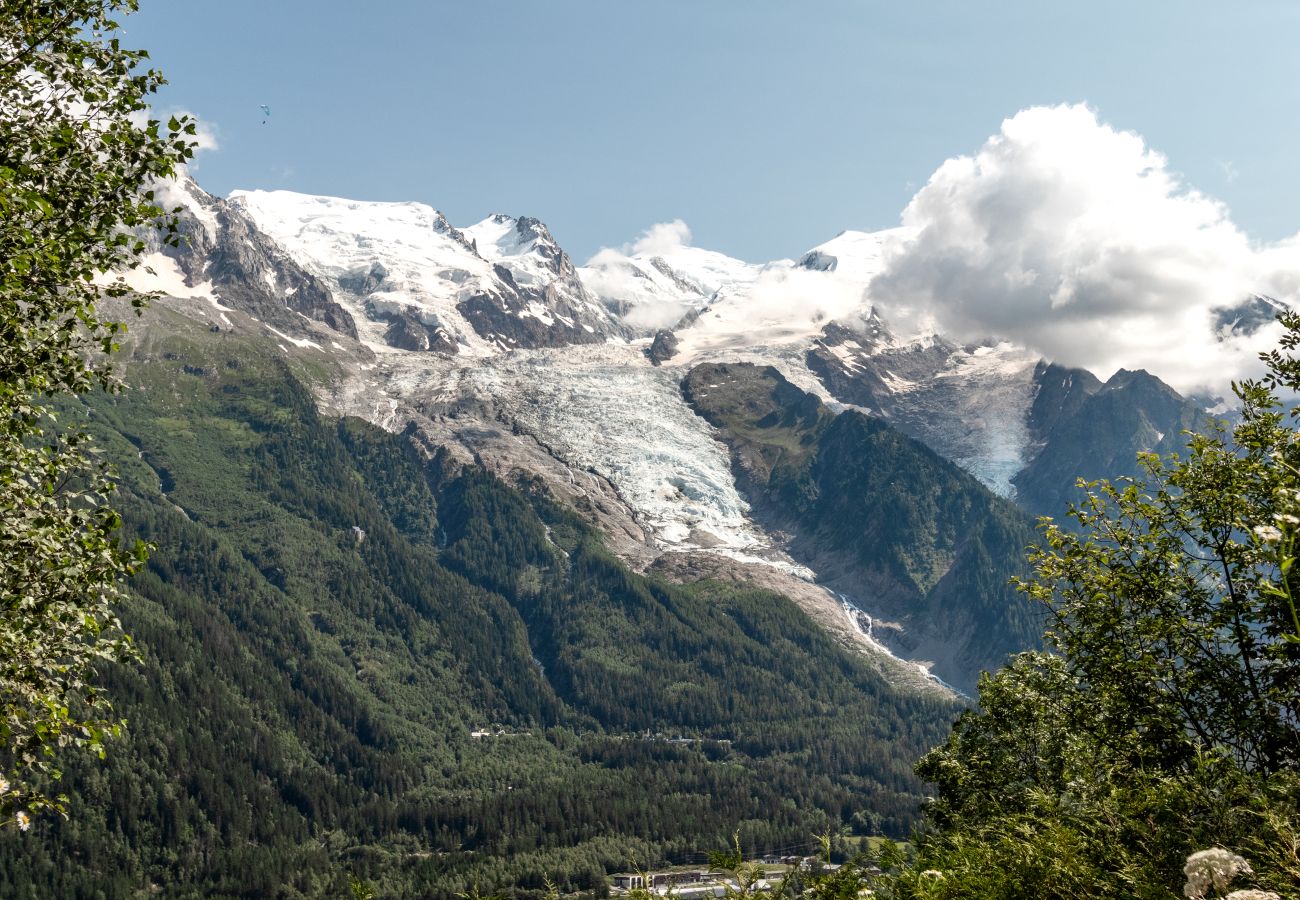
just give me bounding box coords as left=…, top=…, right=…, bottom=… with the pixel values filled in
left=128, top=1, right=1300, bottom=263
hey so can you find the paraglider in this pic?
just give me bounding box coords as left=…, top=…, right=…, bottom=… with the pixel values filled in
left=259, top=104, right=271, bottom=125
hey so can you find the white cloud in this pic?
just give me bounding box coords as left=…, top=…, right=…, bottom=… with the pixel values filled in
left=185, top=112, right=220, bottom=155
left=630, top=219, right=691, bottom=256
left=671, top=262, right=871, bottom=361
left=581, top=220, right=708, bottom=332
left=163, top=109, right=219, bottom=170
left=869, top=103, right=1295, bottom=397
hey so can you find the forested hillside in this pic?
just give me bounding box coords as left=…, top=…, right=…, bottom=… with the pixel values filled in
left=684, top=363, right=1042, bottom=691
left=0, top=313, right=956, bottom=898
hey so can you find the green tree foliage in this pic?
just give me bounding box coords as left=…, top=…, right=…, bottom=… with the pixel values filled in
left=0, top=1, right=194, bottom=824
left=887, top=315, right=1300, bottom=898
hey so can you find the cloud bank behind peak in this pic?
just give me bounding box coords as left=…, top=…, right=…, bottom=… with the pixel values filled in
left=869, top=103, right=1299, bottom=397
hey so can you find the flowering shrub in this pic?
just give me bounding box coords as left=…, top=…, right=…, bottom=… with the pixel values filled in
left=1182, top=848, right=1251, bottom=899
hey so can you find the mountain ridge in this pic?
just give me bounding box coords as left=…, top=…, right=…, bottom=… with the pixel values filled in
left=120, top=173, right=1232, bottom=694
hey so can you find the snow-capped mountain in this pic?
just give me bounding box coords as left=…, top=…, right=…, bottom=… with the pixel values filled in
left=796, top=228, right=908, bottom=282
left=228, top=189, right=627, bottom=355
left=579, top=240, right=763, bottom=332
left=127, top=176, right=357, bottom=341
left=127, top=175, right=1212, bottom=692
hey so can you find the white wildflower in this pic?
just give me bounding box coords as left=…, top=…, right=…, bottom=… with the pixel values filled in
left=1253, top=525, right=1283, bottom=545
left=1225, top=891, right=1281, bottom=900
left=0, top=777, right=8, bottom=794
left=1183, top=848, right=1252, bottom=899
left=1273, top=513, right=1300, bottom=526
left=14, top=811, right=29, bottom=832
left=919, top=870, right=944, bottom=879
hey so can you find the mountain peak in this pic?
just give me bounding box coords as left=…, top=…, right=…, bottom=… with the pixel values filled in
left=230, top=189, right=624, bottom=353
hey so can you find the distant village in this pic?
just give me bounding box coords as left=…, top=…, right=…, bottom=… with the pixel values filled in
left=608, top=857, right=864, bottom=897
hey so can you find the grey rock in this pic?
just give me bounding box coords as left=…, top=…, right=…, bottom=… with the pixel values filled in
left=646, top=329, right=679, bottom=365
left=152, top=177, right=357, bottom=340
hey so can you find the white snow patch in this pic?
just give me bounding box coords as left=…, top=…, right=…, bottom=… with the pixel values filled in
left=265, top=325, right=322, bottom=350
left=119, top=253, right=230, bottom=310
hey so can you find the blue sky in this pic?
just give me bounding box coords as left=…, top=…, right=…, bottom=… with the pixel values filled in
left=128, top=0, right=1300, bottom=263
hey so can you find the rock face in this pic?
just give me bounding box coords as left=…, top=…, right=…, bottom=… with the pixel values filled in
left=378, top=309, right=459, bottom=354
left=337, top=260, right=389, bottom=296
left=1212, top=293, right=1288, bottom=339
left=804, top=319, right=900, bottom=416
left=227, top=190, right=628, bottom=355
left=645, top=329, right=679, bottom=365
left=150, top=176, right=357, bottom=340
left=1012, top=364, right=1207, bottom=518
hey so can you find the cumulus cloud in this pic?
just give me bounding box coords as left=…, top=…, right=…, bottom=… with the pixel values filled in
left=869, top=103, right=1294, bottom=396
left=582, top=220, right=710, bottom=332
left=670, top=263, right=870, bottom=360
left=586, top=219, right=693, bottom=268
left=630, top=219, right=692, bottom=256
left=184, top=112, right=220, bottom=156
left=587, top=218, right=696, bottom=269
